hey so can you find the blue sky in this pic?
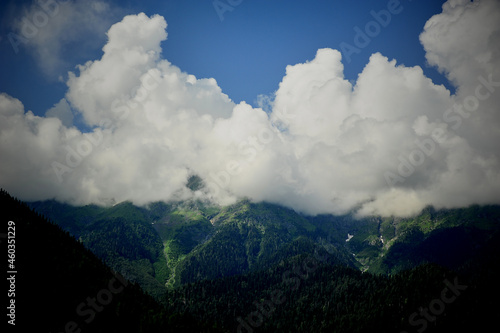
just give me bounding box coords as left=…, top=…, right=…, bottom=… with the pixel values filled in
left=0, top=0, right=448, bottom=118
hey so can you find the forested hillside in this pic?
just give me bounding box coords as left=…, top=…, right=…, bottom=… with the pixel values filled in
left=165, top=259, right=499, bottom=332
left=29, top=198, right=500, bottom=288
left=28, top=199, right=358, bottom=293
left=19, top=193, right=500, bottom=332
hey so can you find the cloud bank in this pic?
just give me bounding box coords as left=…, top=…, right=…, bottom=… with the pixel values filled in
left=1, top=0, right=500, bottom=217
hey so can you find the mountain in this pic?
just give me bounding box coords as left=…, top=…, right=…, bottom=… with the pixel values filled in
left=28, top=199, right=500, bottom=291
left=22, top=194, right=500, bottom=332
left=168, top=200, right=357, bottom=287
left=28, top=199, right=357, bottom=293
left=308, top=205, right=500, bottom=274
left=1, top=189, right=223, bottom=332
left=28, top=199, right=169, bottom=299
left=161, top=204, right=500, bottom=332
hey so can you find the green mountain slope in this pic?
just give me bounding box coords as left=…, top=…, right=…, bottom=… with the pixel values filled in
left=308, top=205, right=500, bottom=274
left=28, top=198, right=500, bottom=295
left=28, top=200, right=169, bottom=299
left=366, top=205, right=500, bottom=274
left=29, top=199, right=357, bottom=291
left=168, top=200, right=356, bottom=287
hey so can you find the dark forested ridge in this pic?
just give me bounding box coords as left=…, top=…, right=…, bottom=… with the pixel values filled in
left=166, top=260, right=499, bottom=332
left=5, top=190, right=500, bottom=332
left=1, top=190, right=216, bottom=332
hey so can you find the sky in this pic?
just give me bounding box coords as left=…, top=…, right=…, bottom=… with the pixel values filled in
left=0, top=0, right=450, bottom=116
left=0, top=0, right=499, bottom=217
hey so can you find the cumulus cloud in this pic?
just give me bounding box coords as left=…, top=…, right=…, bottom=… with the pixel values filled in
left=1, top=0, right=500, bottom=217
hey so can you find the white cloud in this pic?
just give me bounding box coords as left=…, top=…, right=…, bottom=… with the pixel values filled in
left=0, top=92, right=74, bottom=202
left=420, top=0, right=500, bottom=90
left=1, top=1, right=500, bottom=217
